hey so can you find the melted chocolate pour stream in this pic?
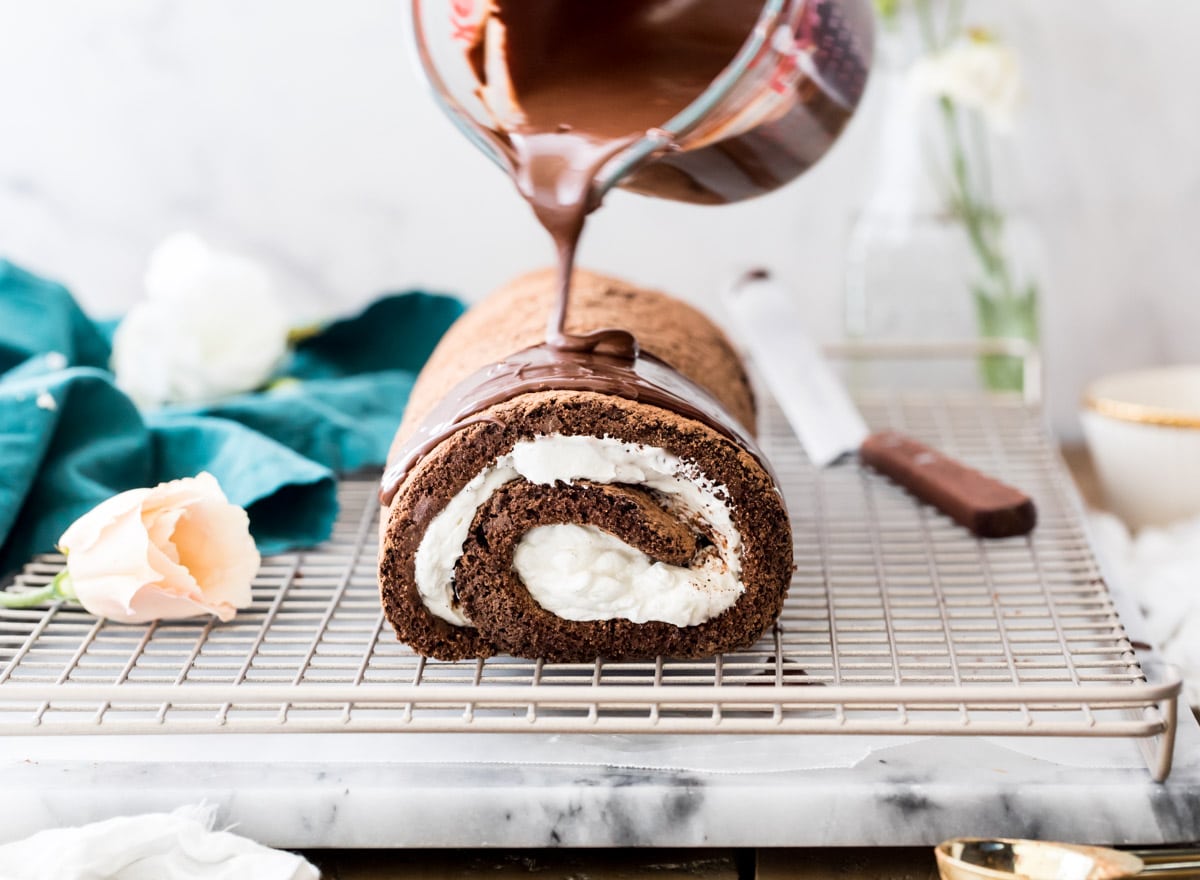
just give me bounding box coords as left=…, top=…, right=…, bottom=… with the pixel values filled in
left=515, top=131, right=642, bottom=358
left=380, top=3, right=766, bottom=505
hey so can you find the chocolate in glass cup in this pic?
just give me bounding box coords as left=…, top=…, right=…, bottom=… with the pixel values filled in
left=410, top=0, right=875, bottom=207
left=411, top=0, right=874, bottom=353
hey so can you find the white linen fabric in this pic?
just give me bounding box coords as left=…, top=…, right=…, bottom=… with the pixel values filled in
left=1091, top=510, right=1200, bottom=708
left=0, top=804, right=318, bottom=880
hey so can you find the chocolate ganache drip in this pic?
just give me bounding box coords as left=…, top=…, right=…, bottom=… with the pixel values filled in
left=381, top=1, right=770, bottom=503
left=380, top=344, right=768, bottom=507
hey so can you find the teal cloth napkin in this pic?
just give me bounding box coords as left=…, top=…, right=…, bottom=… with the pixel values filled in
left=0, top=260, right=464, bottom=576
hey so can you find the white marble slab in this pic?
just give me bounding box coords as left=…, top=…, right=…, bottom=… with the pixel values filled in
left=1, top=720, right=1198, bottom=849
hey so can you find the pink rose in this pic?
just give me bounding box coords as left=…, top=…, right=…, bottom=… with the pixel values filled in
left=56, top=473, right=259, bottom=624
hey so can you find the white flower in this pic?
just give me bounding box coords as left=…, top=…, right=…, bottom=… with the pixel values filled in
left=57, top=473, right=259, bottom=624
left=909, top=38, right=1023, bottom=133
left=112, top=233, right=291, bottom=408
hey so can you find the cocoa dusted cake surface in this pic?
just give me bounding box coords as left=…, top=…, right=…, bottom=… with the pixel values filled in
left=393, top=269, right=756, bottom=451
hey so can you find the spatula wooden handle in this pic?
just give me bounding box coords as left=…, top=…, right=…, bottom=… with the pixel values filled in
left=860, top=431, right=1037, bottom=538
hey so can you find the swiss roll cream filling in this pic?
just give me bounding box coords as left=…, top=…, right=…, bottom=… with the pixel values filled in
left=413, top=434, right=743, bottom=628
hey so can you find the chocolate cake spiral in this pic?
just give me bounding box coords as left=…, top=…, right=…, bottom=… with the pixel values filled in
left=379, top=269, right=793, bottom=661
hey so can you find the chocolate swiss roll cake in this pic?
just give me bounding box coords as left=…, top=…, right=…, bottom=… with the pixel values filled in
left=378, top=269, right=792, bottom=662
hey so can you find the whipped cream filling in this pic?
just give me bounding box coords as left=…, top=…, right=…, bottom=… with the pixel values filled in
left=413, top=434, right=742, bottom=627
left=514, top=524, right=741, bottom=626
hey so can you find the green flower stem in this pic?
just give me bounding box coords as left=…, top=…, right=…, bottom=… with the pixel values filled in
left=915, top=0, right=1013, bottom=298
left=914, top=0, right=939, bottom=49
left=0, top=570, right=74, bottom=609
left=969, top=108, right=995, bottom=208
left=940, top=101, right=1000, bottom=275
left=55, top=569, right=77, bottom=601
left=976, top=283, right=1040, bottom=392
left=908, top=0, right=1037, bottom=392
left=946, top=0, right=965, bottom=42
left=913, top=0, right=964, bottom=51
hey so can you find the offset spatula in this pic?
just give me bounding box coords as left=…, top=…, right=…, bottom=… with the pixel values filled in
left=726, top=271, right=1036, bottom=539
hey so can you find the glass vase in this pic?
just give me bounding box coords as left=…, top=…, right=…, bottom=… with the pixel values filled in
left=843, top=26, right=1043, bottom=395
left=846, top=210, right=1044, bottom=394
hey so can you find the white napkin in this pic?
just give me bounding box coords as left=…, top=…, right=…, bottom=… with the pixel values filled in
left=1090, top=511, right=1200, bottom=708
left=0, top=804, right=318, bottom=880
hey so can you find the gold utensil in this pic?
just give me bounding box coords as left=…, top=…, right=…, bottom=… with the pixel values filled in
left=936, top=838, right=1200, bottom=880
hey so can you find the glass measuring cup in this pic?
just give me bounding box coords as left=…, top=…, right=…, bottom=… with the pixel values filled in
left=409, top=0, right=875, bottom=206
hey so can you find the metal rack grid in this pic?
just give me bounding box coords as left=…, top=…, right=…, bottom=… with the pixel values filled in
left=0, top=391, right=1182, bottom=780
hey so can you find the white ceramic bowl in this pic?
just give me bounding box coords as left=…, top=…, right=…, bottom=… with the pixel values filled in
left=1081, top=365, right=1200, bottom=529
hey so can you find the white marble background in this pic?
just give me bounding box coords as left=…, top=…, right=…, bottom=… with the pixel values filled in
left=0, top=1, right=1197, bottom=438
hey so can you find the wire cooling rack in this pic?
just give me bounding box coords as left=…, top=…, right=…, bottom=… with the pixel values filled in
left=0, top=388, right=1182, bottom=780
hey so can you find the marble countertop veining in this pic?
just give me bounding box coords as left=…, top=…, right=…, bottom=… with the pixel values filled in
left=1, top=718, right=1198, bottom=849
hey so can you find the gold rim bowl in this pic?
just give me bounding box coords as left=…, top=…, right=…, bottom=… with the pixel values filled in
left=1082, top=365, right=1200, bottom=430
